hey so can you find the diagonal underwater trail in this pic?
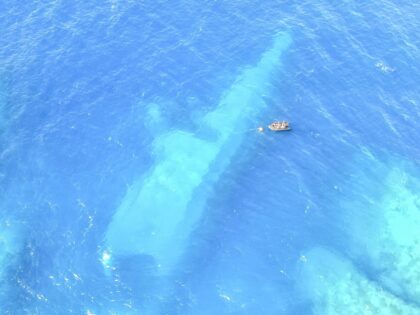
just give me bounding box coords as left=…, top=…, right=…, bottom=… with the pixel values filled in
left=103, top=32, right=292, bottom=276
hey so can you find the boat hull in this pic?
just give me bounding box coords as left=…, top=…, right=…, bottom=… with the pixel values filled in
left=268, top=126, right=291, bottom=131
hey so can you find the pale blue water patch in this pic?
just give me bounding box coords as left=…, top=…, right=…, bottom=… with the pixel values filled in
left=0, top=221, right=20, bottom=301
left=0, top=81, right=25, bottom=309
left=295, top=152, right=420, bottom=314
left=0, top=83, right=6, bottom=130
left=337, top=155, right=420, bottom=304
left=296, top=247, right=420, bottom=315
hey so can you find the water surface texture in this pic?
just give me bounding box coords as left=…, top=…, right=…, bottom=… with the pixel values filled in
left=0, top=1, right=419, bottom=314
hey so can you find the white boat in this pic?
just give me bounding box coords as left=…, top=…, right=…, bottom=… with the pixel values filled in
left=268, top=121, right=291, bottom=131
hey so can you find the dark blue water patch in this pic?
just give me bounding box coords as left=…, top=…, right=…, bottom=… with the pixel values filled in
left=0, top=0, right=293, bottom=131
left=278, top=23, right=420, bottom=161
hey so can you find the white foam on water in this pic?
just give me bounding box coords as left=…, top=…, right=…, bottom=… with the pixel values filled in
left=104, top=32, right=292, bottom=273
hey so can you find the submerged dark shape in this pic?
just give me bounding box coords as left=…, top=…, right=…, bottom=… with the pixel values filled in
left=104, top=32, right=293, bottom=274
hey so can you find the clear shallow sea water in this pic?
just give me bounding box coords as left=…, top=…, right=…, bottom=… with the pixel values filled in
left=0, top=1, right=419, bottom=314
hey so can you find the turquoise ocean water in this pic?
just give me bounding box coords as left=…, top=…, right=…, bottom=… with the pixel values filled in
left=0, top=1, right=419, bottom=314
